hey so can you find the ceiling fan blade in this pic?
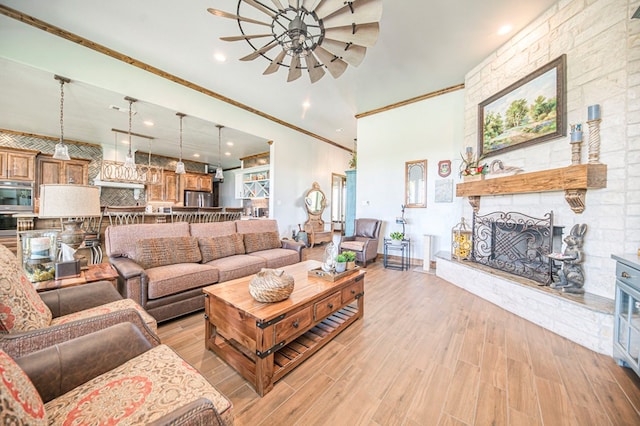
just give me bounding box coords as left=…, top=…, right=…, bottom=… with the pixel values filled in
left=242, top=0, right=276, bottom=18
left=270, top=0, right=285, bottom=10
left=304, top=53, right=326, bottom=83
left=239, top=41, right=279, bottom=61
left=220, top=33, right=273, bottom=42
left=207, top=8, right=272, bottom=27
left=314, top=0, right=359, bottom=19
left=287, top=55, right=302, bottom=82
left=324, top=22, right=379, bottom=47
left=263, top=50, right=287, bottom=74
left=302, top=0, right=322, bottom=12
left=313, top=46, right=348, bottom=78
left=322, top=0, right=383, bottom=28
left=319, top=38, right=366, bottom=66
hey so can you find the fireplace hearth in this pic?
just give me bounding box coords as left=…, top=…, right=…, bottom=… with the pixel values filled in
left=471, top=211, right=563, bottom=285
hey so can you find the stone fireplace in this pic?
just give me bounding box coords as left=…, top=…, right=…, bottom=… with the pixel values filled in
left=470, top=211, right=564, bottom=286
left=436, top=209, right=613, bottom=355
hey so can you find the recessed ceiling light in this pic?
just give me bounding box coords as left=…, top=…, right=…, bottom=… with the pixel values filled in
left=143, top=120, right=154, bottom=126
left=193, top=153, right=200, bottom=158
left=214, top=53, right=226, bottom=62
left=121, top=139, right=129, bottom=145
left=497, top=24, right=513, bottom=36
left=226, top=141, right=234, bottom=146
left=302, top=101, right=311, bottom=109
left=225, top=152, right=231, bottom=156
left=336, top=128, right=343, bottom=133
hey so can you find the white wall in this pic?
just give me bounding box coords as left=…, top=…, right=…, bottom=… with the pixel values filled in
left=357, top=89, right=466, bottom=262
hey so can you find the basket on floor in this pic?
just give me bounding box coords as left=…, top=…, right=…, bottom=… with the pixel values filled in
left=249, top=268, right=295, bottom=303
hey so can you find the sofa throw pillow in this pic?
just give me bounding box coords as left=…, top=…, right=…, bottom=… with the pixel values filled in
left=199, top=234, right=245, bottom=263
left=0, top=350, right=47, bottom=424
left=134, top=237, right=201, bottom=269
left=0, top=245, right=52, bottom=333
left=243, top=232, right=281, bottom=254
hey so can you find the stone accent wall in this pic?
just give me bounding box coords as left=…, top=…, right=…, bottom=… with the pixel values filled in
left=463, top=0, right=638, bottom=299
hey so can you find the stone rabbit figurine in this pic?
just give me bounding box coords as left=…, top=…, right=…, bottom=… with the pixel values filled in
left=552, top=224, right=587, bottom=294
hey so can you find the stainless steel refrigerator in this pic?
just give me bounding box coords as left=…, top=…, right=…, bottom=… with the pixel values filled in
left=184, top=190, right=214, bottom=207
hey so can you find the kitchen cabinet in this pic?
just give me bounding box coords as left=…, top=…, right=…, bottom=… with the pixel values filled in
left=182, top=173, right=212, bottom=192
left=146, top=170, right=179, bottom=203
left=164, top=171, right=179, bottom=204
left=36, top=156, right=89, bottom=196
left=0, top=148, right=37, bottom=181
left=235, top=165, right=269, bottom=199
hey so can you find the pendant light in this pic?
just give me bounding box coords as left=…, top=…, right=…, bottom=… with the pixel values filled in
left=215, top=125, right=224, bottom=181
left=175, top=112, right=186, bottom=174
left=123, top=96, right=137, bottom=170
left=52, top=75, right=71, bottom=161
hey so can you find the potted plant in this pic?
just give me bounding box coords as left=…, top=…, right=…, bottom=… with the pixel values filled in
left=342, top=250, right=356, bottom=269
left=335, top=253, right=347, bottom=273
left=390, top=232, right=404, bottom=244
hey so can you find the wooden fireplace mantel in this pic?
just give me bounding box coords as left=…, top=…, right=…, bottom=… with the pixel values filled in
left=455, top=164, right=607, bottom=213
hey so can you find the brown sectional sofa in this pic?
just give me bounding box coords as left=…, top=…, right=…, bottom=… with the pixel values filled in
left=104, top=219, right=304, bottom=322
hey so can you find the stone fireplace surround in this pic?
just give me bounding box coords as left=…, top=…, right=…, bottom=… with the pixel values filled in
left=445, top=164, right=614, bottom=356
left=436, top=254, right=614, bottom=356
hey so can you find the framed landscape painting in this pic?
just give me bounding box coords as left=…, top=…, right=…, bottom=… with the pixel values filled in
left=478, top=54, right=566, bottom=157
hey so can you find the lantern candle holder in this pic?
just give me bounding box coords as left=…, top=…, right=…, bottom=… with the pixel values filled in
left=451, top=217, right=473, bottom=261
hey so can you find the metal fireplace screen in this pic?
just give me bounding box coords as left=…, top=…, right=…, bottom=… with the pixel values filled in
left=472, top=211, right=558, bottom=285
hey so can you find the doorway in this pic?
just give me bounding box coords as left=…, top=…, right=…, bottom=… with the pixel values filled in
left=331, top=173, right=346, bottom=234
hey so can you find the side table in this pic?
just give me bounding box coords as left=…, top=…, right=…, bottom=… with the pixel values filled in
left=33, top=263, right=118, bottom=292
left=383, top=238, right=411, bottom=271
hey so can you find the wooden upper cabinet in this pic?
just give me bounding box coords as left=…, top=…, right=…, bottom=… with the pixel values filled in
left=36, top=156, right=89, bottom=196
left=182, top=173, right=213, bottom=192
left=0, top=148, right=36, bottom=181
left=164, top=171, right=179, bottom=204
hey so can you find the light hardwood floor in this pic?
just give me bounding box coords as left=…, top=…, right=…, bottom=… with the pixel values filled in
left=158, top=248, right=640, bottom=425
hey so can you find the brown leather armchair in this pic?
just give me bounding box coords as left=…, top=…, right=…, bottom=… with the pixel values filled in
left=0, top=244, right=157, bottom=359
left=340, top=218, right=382, bottom=267
left=2, top=322, right=232, bottom=425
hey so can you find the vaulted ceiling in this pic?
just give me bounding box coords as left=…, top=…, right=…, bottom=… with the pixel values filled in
left=0, top=0, right=558, bottom=169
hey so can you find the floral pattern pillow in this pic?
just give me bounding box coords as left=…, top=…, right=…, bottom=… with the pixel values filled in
left=0, top=350, right=47, bottom=425
left=0, top=245, right=52, bottom=333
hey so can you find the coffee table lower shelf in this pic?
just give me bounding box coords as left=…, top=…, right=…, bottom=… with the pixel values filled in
left=206, top=304, right=360, bottom=394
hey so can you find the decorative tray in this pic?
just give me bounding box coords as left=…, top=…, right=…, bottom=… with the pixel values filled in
left=308, top=266, right=360, bottom=282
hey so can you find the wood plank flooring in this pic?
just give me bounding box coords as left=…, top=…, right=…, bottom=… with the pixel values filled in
left=158, top=248, right=640, bottom=425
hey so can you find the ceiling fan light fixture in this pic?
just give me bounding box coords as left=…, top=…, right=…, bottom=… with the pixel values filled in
left=52, top=75, right=71, bottom=161
left=209, top=0, right=382, bottom=83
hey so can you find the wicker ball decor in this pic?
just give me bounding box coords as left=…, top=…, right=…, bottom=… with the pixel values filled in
left=249, top=268, right=295, bottom=303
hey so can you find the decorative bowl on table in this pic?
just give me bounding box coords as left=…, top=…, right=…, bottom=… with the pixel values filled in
left=249, top=268, right=295, bottom=303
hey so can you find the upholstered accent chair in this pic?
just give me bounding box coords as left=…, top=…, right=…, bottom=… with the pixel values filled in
left=0, top=244, right=157, bottom=359
left=0, top=322, right=233, bottom=425
left=340, top=218, right=382, bottom=267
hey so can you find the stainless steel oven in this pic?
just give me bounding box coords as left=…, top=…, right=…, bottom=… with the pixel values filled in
left=0, top=181, right=34, bottom=236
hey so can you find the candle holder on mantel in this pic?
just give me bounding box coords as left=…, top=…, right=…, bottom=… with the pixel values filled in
left=569, top=123, right=583, bottom=165
left=587, top=104, right=602, bottom=164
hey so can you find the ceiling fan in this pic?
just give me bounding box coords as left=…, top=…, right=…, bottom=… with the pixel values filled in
left=207, top=0, right=383, bottom=83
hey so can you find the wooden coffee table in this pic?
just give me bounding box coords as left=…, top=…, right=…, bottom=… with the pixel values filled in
left=33, top=263, right=119, bottom=292
left=203, top=260, right=365, bottom=396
